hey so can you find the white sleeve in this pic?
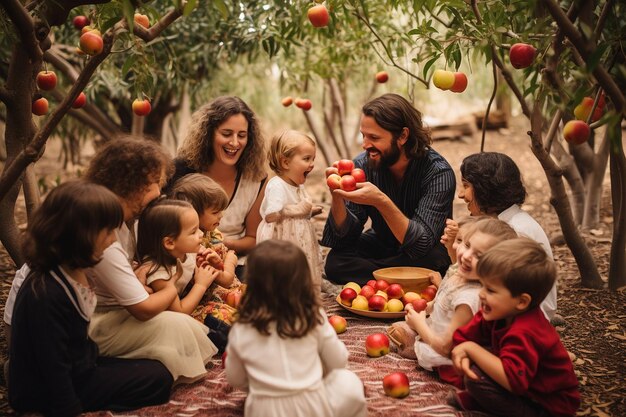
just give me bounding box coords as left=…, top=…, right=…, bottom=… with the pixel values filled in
left=145, top=266, right=173, bottom=286
left=225, top=325, right=249, bottom=389
left=318, top=312, right=349, bottom=371
left=259, top=179, right=288, bottom=218
left=90, top=242, right=149, bottom=306
left=451, top=286, right=481, bottom=315
left=4, top=264, right=30, bottom=325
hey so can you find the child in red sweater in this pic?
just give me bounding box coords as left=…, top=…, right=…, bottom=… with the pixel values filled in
left=450, top=238, right=579, bottom=417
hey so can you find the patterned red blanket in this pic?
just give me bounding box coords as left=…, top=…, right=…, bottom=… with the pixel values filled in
left=84, top=294, right=486, bottom=417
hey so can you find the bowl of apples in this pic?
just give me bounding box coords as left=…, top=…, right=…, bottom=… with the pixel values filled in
left=372, top=266, right=433, bottom=293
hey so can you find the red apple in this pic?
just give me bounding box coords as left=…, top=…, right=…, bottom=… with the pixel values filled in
left=365, top=333, right=390, bottom=357
left=359, top=285, right=376, bottom=300
left=374, top=279, right=390, bottom=292
left=295, top=98, right=312, bottom=111
left=336, top=159, right=354, bottom=176
left=36, top=71, right=57, bottom=91
left=325, top=166, right=339, bottom=177
left=450, top=72, right=468, bottom=93
left=79, top=31, right=103, bottom=55
left=509, top=43, right=536, bottom=69
left=32, top=97, right=49, bottom=116
left=386, top=283, right=405, bottom=300
left=340, top=175, right=357, bottom=192
left=225, top=290, right=243, bottom=308
left=368, top=294, right=387, bottom=312
left=367, top=279, right=377, bottom=288
left=332, top=160, right=339, bottom=168
left=563, top=120, right=590, bottom=145
left=339, top=288, right=358, bottom=306
left=375, top=71, right=389, bottom=83
left=72, top=92, right=87, bottom=109
left=350, top=168, right=366, bottom=183
left=328, top=315, right=347, bottom=334
left=411, top=298, right=428, bottom=312
left=326, top=173, right=342, bottom=190
left=281, top=96, right=293, bottom=107
left=134, top=13, right=150, bottom=28
left=383, top=372, right=410, bottom=398
left=420, top=287, right=437, bottom=302
left=132, top=98, right=152, bottom=116
left=307, top=4, right=329, bottom=28
left=81, top=26, right=96, bottom=35
left=574, top=97, right=603, bottom=122
left=72, top=15, right=90, bottom=30
left=402, top=291, right=421, bottom=305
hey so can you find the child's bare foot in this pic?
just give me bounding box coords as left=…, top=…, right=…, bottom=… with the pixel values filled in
left=387, top=322, right=417, bottom=359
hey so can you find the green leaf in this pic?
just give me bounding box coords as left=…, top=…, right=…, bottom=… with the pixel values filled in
left=214, top=0, right=229, bottom=19
left=121, top=0, right=134, bottom=30
left=183, top=0, right=197, bottom=16
left=422, top=55, right=439, bottom=79
left=121, top=55, right=137, bottom=77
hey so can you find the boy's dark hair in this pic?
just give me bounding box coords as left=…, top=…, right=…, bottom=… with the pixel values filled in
left=85, top=136, right=173, bottom=200
left=460, top=152, right=526, bottom=215
left=477, top=238, right=556, bottom=309
left=23, top=180, right=123, bottom=271
left=238, top=240, right=323, bottom=339
left=362, top=93, right=432, bottom=159
left=168, top=173, right=229, bottom=214
left=137, top=199, right=194, bottom=278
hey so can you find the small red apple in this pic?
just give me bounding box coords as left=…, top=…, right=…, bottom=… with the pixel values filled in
left=328, top=315, right=347, bottom=334
left=411, top=298, right=428, bottom=312
left=382, top=372, right=410, bottom=398
left=450, top=72, right=468, bottom=93
left=509, top=43, right=536, bottom=69
left=134, top=13, right=150, bottom=28
left=386, top=283, right=405, bottom=300
left=339, top=288, right=358, bottom=306
left=365, top=333, right=390, bottom=357
left=420, top=287, right=437, bottom=302
left=281, top=96, right=293, bottom=107
left=225, top=290, right=243, bottom=308
left=375, top=71, right=389, bottom=83
left=374, top=279, right=390, bottom=292
left=350, top=168, right=366, bottom=183
left=36, top=71, right=57, bottom=91
left=359, top=285, right=376, bottom=300
left=132, top=98, right=151, bottom=116
left=563, top=120, right=590, bottom=145
left=324, top=166, right=338, bottom=177
left=326, top=173, right=342, bottom=190
left=295, top=98, right=312, bottom=111
left=336, top=159, right=355, bottom=176
left=574, top=97, right=603, bottom=122
left=72, top=92, right=87, bottom=109
left=366, top=279, right=377, bottom=288
left=79, top=31, right=104, bottom=55
left=307, top=4, right=330, bottom=28
left=32, top=97, right=49, bottom=116
left=368, top=294, right=387, bottom=312
left=339, top=175, right=357, bottom=192
left=72, top=15, right=90, bottom=30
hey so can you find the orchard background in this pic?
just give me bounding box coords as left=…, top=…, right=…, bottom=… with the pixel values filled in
left=0, top=1, right=624, bottom=415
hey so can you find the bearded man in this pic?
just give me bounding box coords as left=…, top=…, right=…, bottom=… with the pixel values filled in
left=322, top=94, right=456, bottom=285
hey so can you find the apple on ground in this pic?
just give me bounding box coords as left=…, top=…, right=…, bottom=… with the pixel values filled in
left=307, top=4, right=330, bottom=28
left=325, top=166, right=339, bottom=178
left=368, top=295, right=387, bottom=312
left=132, top=98, right=152, bottom=116
left=32, top=97, right=49, bottom=116
left=359, top=285, right=376, bottom=300
left=375, top=71, right=389, bottom=83
left=337, top=159, right=355, bottom=176
left=340, top=175, right=357, bottom=192
left=509, top=43, right=536, bottom=69
left=412, top=298, right=428, bottom=312
left=134, top=13, right=150, bottom=28
left=72, top=92, right=87, bottom=109
left=36, top=71, right=57, bottom=91
left=386, top=298, right=404, bottom=313
left=366, top=279, right=377, bottom=288
left=328, top=315, right=347, bottom=334
left=79, top=31, right=104, bottom=55
left=351, top=295, right=369, bottom=310
left=374, top=279, right=390, bottom=292
left=350, top=168, right=366, bottom=183
left=326, top=174, right=342, bottom=190
left=382, top=372, right=410, bottom=398
left=343, top=282, right=361, bottom=293
left=365, top=333, right=390, bottom=357
left=420, top=287, right=437, bottom=302
left=402, top=291, right=421, bottom=305
left=450, top=72, right=468, bottom=93
left=563, top=120, right=590, bottom=145
left=432, top=69, right=455, bottom=90
left=72, top=15, right=90, bottom=30
left=281, top=96, right=293, bottom=107
left=339, top=288, right=358, bottom=306
left=386, top=283, right=404, bottom=299
left=225, top=290, right=243, bottom=309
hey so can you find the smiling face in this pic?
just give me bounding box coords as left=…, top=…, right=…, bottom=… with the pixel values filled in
left=212, top=113, right=249, bottom=167
left=456, top=231, right=496, bottom=281
left=168, top=208, right=203, bottom=259
left=478, top=276, right=527, bottom=324
left=281, top=141, right=316, bottom=186
left=360, top=115, right=404, bottom=169
left=458, top=178, right=481, bottom=216
left=199, top=206, right=223, bottom=233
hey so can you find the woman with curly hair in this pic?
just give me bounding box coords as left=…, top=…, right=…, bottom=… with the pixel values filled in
left=458, top=152, right=557, bottom=322
left=167, top=96, right=267, bottom=273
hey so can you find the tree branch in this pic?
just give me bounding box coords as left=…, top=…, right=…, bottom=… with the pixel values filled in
left=132, top=7, right=183, bottom=42
left=44, top=47, right=80, bottom=82
left=1, top=0, right=43, bottom=63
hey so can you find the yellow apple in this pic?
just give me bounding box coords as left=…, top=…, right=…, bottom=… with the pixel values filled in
left=375, top=290, right=388, bottom=300
left=343, top=282, right=361, bottom=293
left=387, top=298, right=404, bottom=312
left=432, top=69, right=455, bottom=90
left=351, top=295, right=369, bottom=310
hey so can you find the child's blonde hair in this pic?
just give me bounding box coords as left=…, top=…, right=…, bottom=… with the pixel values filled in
left=464, top=217, right=517, bottom=243
left=168, top=173, right=229, bottom=215
left=477, top=238, right=556, bottom=309
left=267, top=130, right=316, bottom=175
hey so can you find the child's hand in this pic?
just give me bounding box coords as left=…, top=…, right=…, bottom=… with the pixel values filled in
left=428, top=271, right=443, bottom=288
left=265, top=211, right=281, bottom=223
left=451, top=342, right=479, bottom=380
left=311, top=205, right=324, bottom=217
left=134, top=262, right=154, bottom=294
left=405, top=308, right=427, bottom=332
left=224, top=250, right=237, bottom=267
left=440, top=218, right=459, bottom=247
left=194, top=264, right=219, bottom=289
left=198, top=248, right=223, bottom=269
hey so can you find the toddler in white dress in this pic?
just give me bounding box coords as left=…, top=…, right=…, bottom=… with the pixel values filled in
left=226, top=240, right=366, bottom=417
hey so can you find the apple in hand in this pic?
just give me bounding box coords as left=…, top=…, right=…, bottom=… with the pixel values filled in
left=411, top=298, right=428, bottom=312
left=450, top=72, right=468, bottom=93
left=374, top=279, right=390, bottom=292
left=509, top=43, right=536, bottom=69
left=340, top=175, right=357, bottom=192
left=420, top=287, right=437, bottom=302
left=359, top=285, right=376, bottom=300
left=328, top=315, right=347, bottom=334
left=432, top=69, right=455, bottom=90
left=337, top=159, right=355, bottom=176
left=281, top=96, right=293, bottom=107
left=383, top=372, right=410, bottom=398
left=32, top=97, right=49, bottom=116
left=368, top=294, right=387, bottom=311
left=375, top=71, right=389, bottom=83
left=386, top=283, right=404, bottom=300
left=36, top=71, right=57, bottom=91
left=350, top=168, right=366, bottom=183
left=79, top=31, right=104, bottom=55
left=132, top=98, right=152, bottom=116
left=225, top=289, right=243, bottom=308
left=326, top=173, right=342, bottom=190
left=72, top=92, right=87, bottom=109
left=402, top=292, right=420, bottom=305
left=307, top=4, right=330, bottom=28
left=365, top=333, right=390, bottom=357
left=339, top=288, right=358, bottom=306
left=563, top=120, right=590, bottom=145
left=325, top=166, right=339, bottom=177
left=73, top=15, right=90, bottom=30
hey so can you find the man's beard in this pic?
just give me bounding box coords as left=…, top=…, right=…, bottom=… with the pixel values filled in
left=367, top=138, right=401, bottom=169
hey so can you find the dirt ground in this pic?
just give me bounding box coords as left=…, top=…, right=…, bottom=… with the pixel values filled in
left=0, top=115, right=624, bottom=416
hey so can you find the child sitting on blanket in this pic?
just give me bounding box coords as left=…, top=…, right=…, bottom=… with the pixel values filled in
left=226, top=240, right=366, bottom=417
left=450, top=238, right=579, bottom=416
left=387, top=217, right=517, bottom=387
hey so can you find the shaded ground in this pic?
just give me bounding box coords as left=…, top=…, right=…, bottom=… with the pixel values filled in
left=0, top=116, right=625, bottom=416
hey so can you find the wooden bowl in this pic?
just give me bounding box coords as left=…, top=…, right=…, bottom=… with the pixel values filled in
left=372, top=266, right=433, bottom=293
left=335, top=295, right=406, bottom=319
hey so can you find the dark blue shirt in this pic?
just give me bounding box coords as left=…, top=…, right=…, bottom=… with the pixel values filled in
left=321, top=149, right=455, bottom=259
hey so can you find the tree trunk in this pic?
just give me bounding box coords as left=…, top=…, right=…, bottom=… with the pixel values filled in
left=608, top=120, right=626, bottom=290
left=302, top=110, right=331, bottom=167
left=582, top=128, right=610, bottom=230
left=22, top=164, right=40, bottom=219
left=551, top=140, right=586, bottom=224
